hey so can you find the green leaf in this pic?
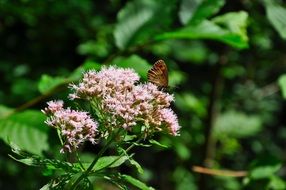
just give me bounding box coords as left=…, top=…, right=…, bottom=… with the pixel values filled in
left=64, top=172, right=83, bottom=190
left=156, top=11, right=249, bottom=49
left=265, top=0, right=286, bottom=39
left=149, top=139, right=168, bottom=148
left=179, top=0, right=225, bottom=25
left=93, top=156, right=129, bottom=171
left=278, top=74, right=286, bottom=98
left=250, top=164, right=281, bottom=179
left=179, top=0, right=201, bottom=25
left=121, top=174, right=155, bottom=190
left=214, top=110, right=262, bottom=138
left=114, top=0, right=174, bottom=50
left=40, top=183, right=50, bottom=190
left=69, top=60, right=102, bottom=81
left=268, top=176, right=286, bottom=190
left=129, top=159, right=144, bottom=174
left=0, top=110, right=49, bottom=155
left=123, top=135, right=137, bottom=142
left=112, top=55, right=151, bottom=79
left=38, top=74, right=67, bottom=94
left=0, top=105, right=13, bottom=119
left=190, top=0, right=225, bottom=24
left=173, top=141, right=191, bottom=160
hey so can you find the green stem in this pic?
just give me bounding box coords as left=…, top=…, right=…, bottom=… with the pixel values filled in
left=96, top=139, right=141, bottom=173
left=70, top=130, right=120, bottom=190
left=75, top=151, right=85, bottom=171
left=70, top=139, right=111, bottom=189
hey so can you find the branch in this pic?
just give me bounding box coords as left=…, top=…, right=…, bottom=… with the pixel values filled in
left=193, top=166, right=247, bottom=177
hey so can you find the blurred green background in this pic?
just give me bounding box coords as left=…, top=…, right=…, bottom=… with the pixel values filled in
left=1, top=0, right=286, bottom=189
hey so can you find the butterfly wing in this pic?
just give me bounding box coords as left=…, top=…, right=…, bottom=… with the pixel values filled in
left=147, top=60, right=168, bottom=88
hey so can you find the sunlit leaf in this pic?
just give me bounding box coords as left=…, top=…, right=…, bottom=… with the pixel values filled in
left=40, top=183, right=50, bottom=190
left=93, top=156, right=129, bottom=171
left=129, top=159, right=144, bottom=174
left=265, top=0, right=286, bottom=39
left=179, top=0, right=201, bottom=25
left=250, top=164, right=281, bottom=179
left=268, top=176, right=286, bottom=189
left=114, top=0, right=175, bottom=50
left=121, top=174, right=155, bottom=190
left=156, top=11, right=248, bottom=49
left=0, top=110, right=49, bottom=155
left=179, top=0, right=225, bottom=25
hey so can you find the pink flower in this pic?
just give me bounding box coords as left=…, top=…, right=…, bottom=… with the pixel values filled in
left=43, top=101, right=98, bottom=153
left=68, top=66, right=180, bottom=136
left=42, top=100, right=64, bottom=115
left=157, top=108, right=180, bottom=136
left=69, top=66, right=139, bottom=100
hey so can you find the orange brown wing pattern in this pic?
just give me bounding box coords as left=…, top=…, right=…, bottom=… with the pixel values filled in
left=147, top=60, right=168, bottom=88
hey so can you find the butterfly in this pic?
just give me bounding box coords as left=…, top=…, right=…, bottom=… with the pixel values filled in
left=147, top=59, right=168, bottom=88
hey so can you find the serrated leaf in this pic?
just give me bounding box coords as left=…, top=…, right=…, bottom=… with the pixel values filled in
left=112, top=55, right=150, bottom=79
left=179, top=0, right=225, bottom=25
left=121, top=174, right=155, bottom=190
left=156, top=11, right=248, bottom=49
left=0, top=110, right=49, bottom=155
left=278, top=74, right=286, bottom=98
left=38, top=74, right=67, bottom=94
left=93, top=156, right=129, bottom=171
left=265, top=0, right=286, bottom=39
left=114, top=0, right=174, bottom=50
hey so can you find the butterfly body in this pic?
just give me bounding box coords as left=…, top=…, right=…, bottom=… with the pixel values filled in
left=147, top=60, right=168, bottom=88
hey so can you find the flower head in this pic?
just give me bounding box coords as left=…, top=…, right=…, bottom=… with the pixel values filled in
left=68, top=66, right=180, bottom=136
left=69, top=66, right=139, bottom=100
left=43, top=101, right=98, bottom=153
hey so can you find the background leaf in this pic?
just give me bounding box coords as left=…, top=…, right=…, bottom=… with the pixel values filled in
left=278, top=74, right=286, bottom=98
left=93, top=156, right=129, bottom=171
left=214, top=110, right=262, bottom=138
left=156, top=11, right=249, bottom=49
left=0, top=110, right=49, bottom=155
left=112, top=55, right=151, bottom=79
left=114, top=0, right=174, bottom=50
left=265, top=0, right=286, bottom=39
left=121, top=174, right=155, bottom=190
left=179, top=0, right=225, bottom=25
left=38, top=74, right=67, bottom=94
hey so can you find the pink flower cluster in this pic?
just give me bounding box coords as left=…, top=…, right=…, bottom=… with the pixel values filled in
left=69, top=67, right=139, bottom=100
left=70, top=66, right=180, bottom=136
left=42, top=100, right=98, bottom=153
